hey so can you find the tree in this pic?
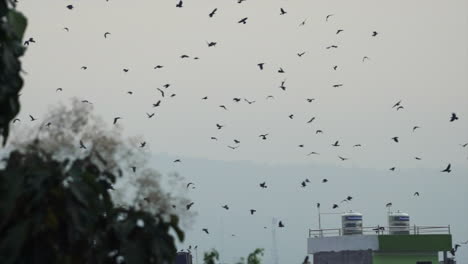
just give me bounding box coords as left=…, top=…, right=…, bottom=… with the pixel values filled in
left=0, top=0, right=27, bottom=145
left=0, top=99, right=185, bottom=263
left=203, top=249, right=220, bottom=264
left=247, top=248, right=264, bottom=264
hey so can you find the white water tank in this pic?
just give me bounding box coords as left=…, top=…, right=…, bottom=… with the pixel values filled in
left=341, top=211, right=363, bottom=235
left=388, top=211, right=410, bottom=235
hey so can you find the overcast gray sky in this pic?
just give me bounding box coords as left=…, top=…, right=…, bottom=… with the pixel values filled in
left=12, top=0, right=468, bottom=263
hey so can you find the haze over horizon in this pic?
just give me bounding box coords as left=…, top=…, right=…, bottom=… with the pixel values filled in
left=9, top=0, right=468, bottom=263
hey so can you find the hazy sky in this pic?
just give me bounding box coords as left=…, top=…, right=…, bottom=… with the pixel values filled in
left=11, top=0, right=468, bottom=263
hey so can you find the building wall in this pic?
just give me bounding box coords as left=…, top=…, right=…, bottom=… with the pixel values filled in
left=373, top=252, right=438, bottom=264
left=314, top=250, right=373, bottom=264
left=308, top=235, right=379, bottom=254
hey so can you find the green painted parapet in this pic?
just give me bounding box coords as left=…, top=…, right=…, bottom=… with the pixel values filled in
left=378, top=234, right=452, bottom=251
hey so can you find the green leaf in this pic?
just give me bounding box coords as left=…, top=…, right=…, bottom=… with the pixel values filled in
left=7, top=9, right=27, bottom=40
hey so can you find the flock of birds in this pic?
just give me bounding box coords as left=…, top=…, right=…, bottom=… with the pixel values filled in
left=14, top=0, right=467, bottom=262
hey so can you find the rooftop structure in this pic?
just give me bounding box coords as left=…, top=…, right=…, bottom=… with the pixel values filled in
left=307, top=210, right=454, bottom=264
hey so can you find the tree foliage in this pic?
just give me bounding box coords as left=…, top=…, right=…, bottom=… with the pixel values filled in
left=246, top=248, right=264, bottom=264
left=0, top=0, right=27, bottom=145
left=0, top=100, right=185, bottom=263
left=203, top=249, right=220, bottom=264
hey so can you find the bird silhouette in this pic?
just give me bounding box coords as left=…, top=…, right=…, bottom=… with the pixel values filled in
left=259, top=182, right=267, bottom=188
left=81, top=66, right=87, bottom=70
left=325, top=14, right=334, bottom=21
left=186, top=202, right=194, bottom=210
left=216, top=124, right=224, bottom=130
left=104, top=32, right=111, bottom=38
left=56, top=88, right=63, bottom=92
left=299, top=19, right=307, bottom=26
left=386, top=202, right=392, bottom=207
left=153, top=100, right=161, bottom=107
left=333, top=65, right=338, bottom=70
left=336, top=29, right=344, bottom=34
left=333, top=84, right=343, bottom=88
left=392, top=100, right=402, bottom=108
left=209, top=8, right=217, bottom=17
left=280, top=8, right=287, bottom=15
left=174, top=159, right=181, bottom=163
left=157, top=88, right=165, bottom=97
left=238, top=0, right=246, bottom=3
left=353, top=144, right=362, bottom=147
left=259, top=134, right=269, bottom=140
left=332, top=141, right=340, bottom=147
left=307, top=117, right=315, bottom=123
left=222, top=205, right=229, bottom=210
left=187, top=183, right=194, bottom=189
left=413, top=126, right=420, bottom=132
left=316, top=130, right=323, bottom=134
left=29, top=115, right=37, bottom=121
left=66, top=4, right=73, bottom=10
left=176, top=0, right=183, bottom=8
left=441, top=163, right=451, bottom=173
left=372, top=31, right=378, bottom=37
left=414, top=192, right=420, bottom=196
left=257, top=63, right=265, bottom=70
left=461, top=143, right=468, bottom=148
left=207, top=41, right=217, bottom=47
left=306, top=98, right=315, bottom=103
left=202, top=96, right=208, bottom=100
left=140, top=142, right=146, bottom=148
left=338, top=156, right=348, bottom=161
left=307, top=152, right=319, bottom=156
left=154, top=65, right=164, bottom=69
left=279, top=80, right=286, bottom=90
left=289, top=114, right=294, bottom=119
left=113, top=117, right=122, bottom=125
left=332, top=204, right=339, bottom=209
left=12, top=118, right=20, bottom=123
left=244, top=98, right=255, bottom=104
left=123, top=68, right=129, bottom=73
left=392, top=137, right=399, bottom=143
left=278, top=221, right=285, bottom=228
left=397, top=106, right=404, bottom=111
left=322, top=179, right=328, bottom=183
left=79, top=140, right=86, bottom=149
left=303, top=256, right=309, bottom=264
left=202, top=228, right=209, bottom=234
left=219, top=105, right=228, bottom=110
left=297, top=52, right=306, bottom=57
left=389, top=167, right=396, bottom=171
left=131, top=166, right=136, bottom=173
left=278, top=67, right=285, bottom=73
left=147, top=113, right=155, bottom=118
left=250, top=209, right=256, bottom=215
left=415, top=157, right=422, bottom=160
left=301, top=181, right=307, bottom=187
left=238, top=17, right=248, bottom=24
left=362, top=56, right=370, bottom=62
left=63, top=27, right=69, bottom=32
left=450, top=113, right=459, bottom=122
left=228, top=145, right=239, bottom=150
left=326, top=45, right=338, bottom=49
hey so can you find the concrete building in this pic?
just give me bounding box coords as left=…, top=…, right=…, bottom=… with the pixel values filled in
left=175, top=252, right=193, bottom=264
left=307, top=211, right=454, bottom=264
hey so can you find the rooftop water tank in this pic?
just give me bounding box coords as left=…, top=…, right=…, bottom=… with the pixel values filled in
left=341, top=211, right=363, bottom=235
left=388, top=211, right=410, bottom=235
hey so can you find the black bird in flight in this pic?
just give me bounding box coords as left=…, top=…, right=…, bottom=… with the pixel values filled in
left=332, top=204, right=339, bottom=209
left=392, top=100, right=402, bottom=108
left=131, top=166, right=136, bottom=173
left=413, top=126, right=420, bottom=132
left=322, top=179, right=328, bottom=183
left=362, top=56, right=370, bottom=62
left=186, top=202, right=194, bottom=210
left=386, top=202, right=392, bottom=208
left=157, top=88, right=165, bottom=97
left=278, top=221, right=285, bottom=228
left=202, top=96, right=208, bottom=100
left=307, top=152, right=319, bottom=156
left=333, top=84, right=343, bottom=88
left=238, top=17, right=248, bottom=24
left=244, top=98, right=255, bottom=104
left=415, top=157, right=422, bottom=160
left=325, top=14, right=334, bottom=21
left=397, top=106, right=404, bottom=111
left=207, top=41, right=217, bottom=47
left=104, top=32, right=111, bottom=38
left=301, top=181, right=307, bottom=187
left=238, top=0, right=246, bottom=3
left=278, top=67, right=285, bottom=73
left=153, top=100, right=161, bottom=107
left=216, top=124, right=224, bottom=130
left=113, top=117, right=122, bottom=125
left=353, top=144, right=362, bottom=147
left=202, top=228, right=209, bottom=234
left=332, top=140, right=340, bottom=147
left=306, top=98, right=315, bottom=103
left=154, top=65, right=164, bottom=69
left=187, top=183, right=194, bottom=189
left=389, top=167, right=396, bottom=171
left=289, top=114, right=294, bottom=119
left=450, top=113, right=458, bottom=122
left=12, top=118, right=20, bottom=123
left=259, top=134, right=269, bottom=140
left=123, top=68, right=129, bottom=73
left=29, top=115, right=37, bottom=121
left=280, top=80, right=286, bottom=90
left=250, top=209, right=256, bottom=215
left=338, top=156, right=348, bottom=161
left=147, top=113, right=155, bottom=118
left=307, top=117, right=315, bottom=123
left=336, top=29, right=344, bottom=34
left=372, top=31, right=378, bottom=37
left=222, top=205, right=229, bottom=210
left=63, top=27, right=69, bottom=32
left=297, top=52, right=306, bottom=57
left=228, top=145, right=239, bottom=150
left=303, top=256, right=309, bottom=264
left=461, top=143, right=468, bottom=148
left=257, top=63, right=265, bottom=70
left=280, top=8, right=287, bottom=15
left=219, top=105, right=228, bottom=110
left=333, top=65, right=338, bottom=70
left=81, top=66, right=88, bottom=70
left=174, top=159, right=181, bottom=163
left=234, top=139, right=240, bottom=144
left=56, top=88, right=63, bottom=92
left=441, top=164, right=451, bottom=173
left=259, top=182, right=267, bottom=188
left=209, top=8, right=218, bottom=18
left=316, top=130, right=323, bottom=134
left=127, top=91, right=133, bottom=95
left=176, top=0, right=183, bottom=8
left=392, top=137, right=399, bottom=143
left=233, top=98, right=241, bottom=102
left=326, top=45, right=338, bottom=49
left=140, top=142, right=146, bottom=148
left=79, top=140, right=86, bottom=149
left=66, top=4, right=74, bottom=10
left=299, top=19, right=307, bottom=26
left=180, top=55, right=190, bottom=59
left=414, top=192, right=420, bottom=196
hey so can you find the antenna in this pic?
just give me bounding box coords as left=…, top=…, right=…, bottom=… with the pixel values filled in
left=271, top=218, right=279, bottom=264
